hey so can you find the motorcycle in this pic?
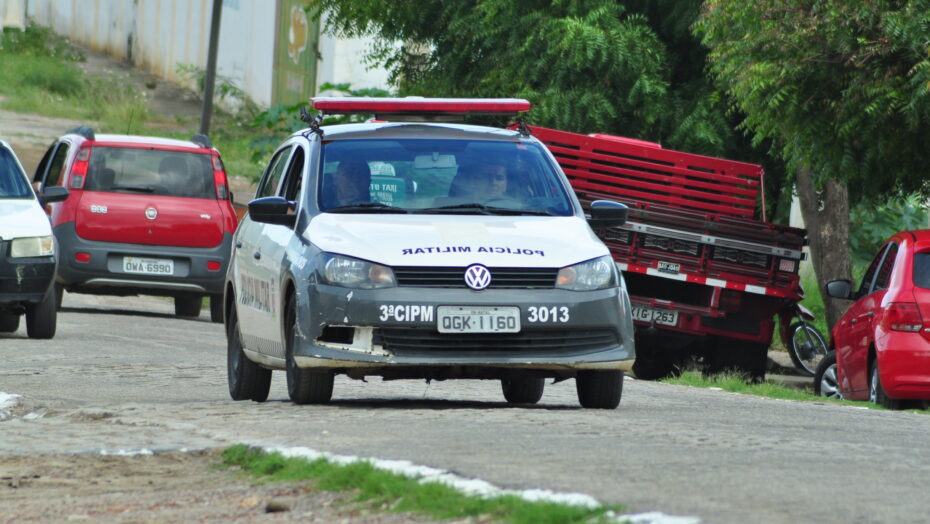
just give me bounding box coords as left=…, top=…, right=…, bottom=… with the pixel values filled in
left=778, top=300, right=829, bottom=376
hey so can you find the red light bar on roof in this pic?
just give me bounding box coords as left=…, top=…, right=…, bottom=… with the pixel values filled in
left=311, top=97, right=531, bottom=115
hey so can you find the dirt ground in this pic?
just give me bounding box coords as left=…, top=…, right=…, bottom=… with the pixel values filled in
left=0, top=450, right=440, bottom=523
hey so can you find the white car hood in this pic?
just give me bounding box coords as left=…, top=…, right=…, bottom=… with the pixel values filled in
left=0, top=199, right=52, bottom=240
left=305, top=213, right=609, bottom=268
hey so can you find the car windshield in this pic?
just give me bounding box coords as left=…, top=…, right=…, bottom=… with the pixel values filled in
left=318, top=138, right=574, bottom=216
left=0, top=147, right=33, bottom=199
left=85, top=147, right=216, bottom=198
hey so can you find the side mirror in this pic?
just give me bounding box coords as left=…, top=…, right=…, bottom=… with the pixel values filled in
left=38, top=186, right=69, bottom=205
left=825, top=279, right=854, bottom=300
left=248, top=196, right=297, bottom=227
left=588, top=200, right=628, bottom=229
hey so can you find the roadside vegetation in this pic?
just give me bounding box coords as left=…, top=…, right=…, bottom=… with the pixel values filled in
left=663, top=371, right=928, bottom=413
left=221, top=445, right=622, bottom=524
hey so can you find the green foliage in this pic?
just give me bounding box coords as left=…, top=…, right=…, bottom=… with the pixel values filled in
left=245, top=82, right=391, bottom=166
left=15, top=56, right=85, bottom=96
left=315, top=0, right=794, bottom=218
left=221, top=445, right=622, bottom=524
left=697, top=0, right=930, bottom=205
left=0, top=22, right=84, bottom=60
left=849, top=197, right=927, bottom=267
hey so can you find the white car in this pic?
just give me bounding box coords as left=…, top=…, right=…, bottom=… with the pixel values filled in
left=224, top=98, right=635, bottom=408
left=0, top=140, right=68, bottom=338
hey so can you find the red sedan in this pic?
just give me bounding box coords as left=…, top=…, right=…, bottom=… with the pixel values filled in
left=825, top=229, right=930, bottom=409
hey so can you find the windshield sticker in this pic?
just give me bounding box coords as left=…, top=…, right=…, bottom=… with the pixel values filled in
left=379, top=304, right=435, bottom=322
left=401, top=246, right=545, bottom=256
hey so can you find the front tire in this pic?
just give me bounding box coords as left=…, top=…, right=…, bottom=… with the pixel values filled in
left=787, top=322, right=828, bottom=376
left=813, top=351, right=842, bottom=399
left=870, top=360, right=902, bottom=410
left=576, top=370, right=623, bottom=409
left=26, top=286, right=57, bottom=339
left=0, top=312, right=20, bottom=333
left=501, top=377, right=545, bottom=404
left=175, top=296, right=202, bottom=318
left=285, top=294, right=333, bottom=404
left=226, top=305, right=271, bottom=402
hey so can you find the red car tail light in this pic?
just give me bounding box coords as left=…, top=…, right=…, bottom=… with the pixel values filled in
left=75, top=252, right=91, bottom=263
left=69, top=146, right=91, bottom=189
left=880, top=303, right=925, bottom=334
left=207, top=261, right=222, bottom=271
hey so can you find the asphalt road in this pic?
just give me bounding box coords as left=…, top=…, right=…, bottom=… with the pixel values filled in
left=2, top=293, right=930, bottom=524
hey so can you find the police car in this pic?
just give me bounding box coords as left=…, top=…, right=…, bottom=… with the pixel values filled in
left=225, top=97, right=635, bottom=409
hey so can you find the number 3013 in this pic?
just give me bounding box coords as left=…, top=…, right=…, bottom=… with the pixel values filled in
left=527, top=306, right=569, bottom=323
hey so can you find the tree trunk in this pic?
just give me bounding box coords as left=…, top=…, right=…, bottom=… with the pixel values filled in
left=795, top=165, right=852, bottom=329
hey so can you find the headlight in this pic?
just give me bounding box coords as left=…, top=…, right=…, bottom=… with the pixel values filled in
left=320, top=254, right=396, bottom=289
left=556, top=255, right=616, bottom=291
left=10, top=236, right=55, bottom=258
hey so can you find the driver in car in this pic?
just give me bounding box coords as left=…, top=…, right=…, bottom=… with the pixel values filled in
left=326, top=160, right=372, bottom=207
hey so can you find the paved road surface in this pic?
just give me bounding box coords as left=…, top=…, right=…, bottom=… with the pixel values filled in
left=2, top=293, right=929, bottom=524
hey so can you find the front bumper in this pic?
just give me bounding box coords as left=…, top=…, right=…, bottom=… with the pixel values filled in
left=0, top=239, right=56, bottom=309
left=54, top=222, right=231, bottom=297
left=292, top=284, right=635, bottom=376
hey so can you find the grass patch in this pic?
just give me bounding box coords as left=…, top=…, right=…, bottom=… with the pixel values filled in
left=221, top=445, right=622, bottom=524
left=662, top=370, right=930, bottom=413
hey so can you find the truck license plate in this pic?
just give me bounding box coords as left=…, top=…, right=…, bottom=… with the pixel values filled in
left=657, top=261, right=680, bottom=274
left=123, top=256, right=174, bottom=275
left=437, top=306, right=521, bottom=334
left=631, top=306, right=678, bottom=327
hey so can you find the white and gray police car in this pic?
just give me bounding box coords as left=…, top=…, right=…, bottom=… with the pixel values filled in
left=225, top=97, right=634, bottom=408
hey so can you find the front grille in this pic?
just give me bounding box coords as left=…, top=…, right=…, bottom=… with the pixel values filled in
left=393, top=267, right=558, bottom=289
left=373, top=328, right=619, bottom=353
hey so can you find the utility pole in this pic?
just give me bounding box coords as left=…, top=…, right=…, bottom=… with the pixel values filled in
left=199, top=0, right=223, bottom=135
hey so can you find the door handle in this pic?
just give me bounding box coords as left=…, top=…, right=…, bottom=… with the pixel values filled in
left=253, top=251, right=261, bottom=260
left=235, top=241, right=242, bottom=248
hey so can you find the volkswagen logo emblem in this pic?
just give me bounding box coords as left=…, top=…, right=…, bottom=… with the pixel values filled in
left=464, top=264, right=492, bottom=290
left=145, top=207, right=158, bottom=220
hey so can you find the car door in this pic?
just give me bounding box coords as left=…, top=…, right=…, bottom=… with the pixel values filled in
left=32, top=140, right=71, bottom=217
left=251, top=144, right=306, bottom=359
left=234, top=145, right=293, bottom=354
left=837, top=243, right=896, bottom=398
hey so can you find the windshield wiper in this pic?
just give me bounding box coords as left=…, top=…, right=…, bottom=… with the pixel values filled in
left=326, top=202, right=409, bottom=214
left=418, top=204, right=557, bottom=216
left=110, top=185, right=155, bottom=193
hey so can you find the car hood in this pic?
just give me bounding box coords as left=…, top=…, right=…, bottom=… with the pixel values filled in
left=305, top=213, right=609, bottom=268
left=0, top=199, right=52, bottom=240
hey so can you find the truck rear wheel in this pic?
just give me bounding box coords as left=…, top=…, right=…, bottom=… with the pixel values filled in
left=576, top=370, right=623, bottom=409
left=501, top=377, right=545, bottom=404
left=706, top=337, right=768, bottom=382
left=632, top=356, right=677, bottom=380
left=0, top=312, right=20, bottom=333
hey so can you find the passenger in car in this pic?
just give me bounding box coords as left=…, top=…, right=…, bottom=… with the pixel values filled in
left=326, top=160, right=371, bottom=207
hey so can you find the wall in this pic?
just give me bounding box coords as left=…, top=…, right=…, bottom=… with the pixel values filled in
left=22, top=0, right=391, bottom=107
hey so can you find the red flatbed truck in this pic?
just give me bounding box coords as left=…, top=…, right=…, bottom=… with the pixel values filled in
left=529, top=125, right=807, bottom=380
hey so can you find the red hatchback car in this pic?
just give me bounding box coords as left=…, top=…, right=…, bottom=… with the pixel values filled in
left=825, top=229, right=930, bottom=409
left=32, top=127, right=238, bottom=322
